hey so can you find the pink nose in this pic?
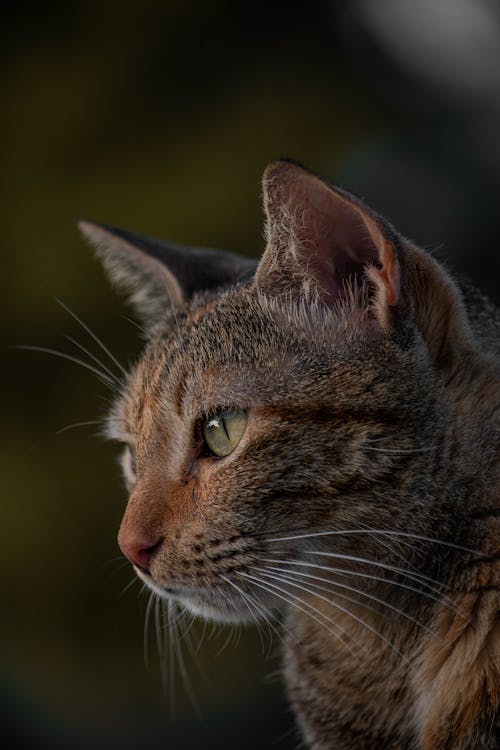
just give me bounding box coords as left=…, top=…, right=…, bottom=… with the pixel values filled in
left=118, top=530, right=162, bottom=573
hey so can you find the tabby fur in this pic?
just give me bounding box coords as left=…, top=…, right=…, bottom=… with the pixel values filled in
left=81, top=160, right=499, bottom=749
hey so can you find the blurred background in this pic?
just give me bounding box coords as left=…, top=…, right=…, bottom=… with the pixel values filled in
left=2, top=1, right=500, bottom=748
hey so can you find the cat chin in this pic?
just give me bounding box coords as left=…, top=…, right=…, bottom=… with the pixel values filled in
left=172, top=587, right=266, bottom=625
left=180, top=596, right=254, bottom=625
left=137, top=571, right=257, bottom=624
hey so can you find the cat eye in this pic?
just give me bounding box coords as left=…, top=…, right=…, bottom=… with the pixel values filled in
left=202, top=410, right=247, bottom=457
left=122, top=445, right=137, bottom=490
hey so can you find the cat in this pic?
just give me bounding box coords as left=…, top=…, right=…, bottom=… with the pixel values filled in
left=80, top=160, right=499, bottom=750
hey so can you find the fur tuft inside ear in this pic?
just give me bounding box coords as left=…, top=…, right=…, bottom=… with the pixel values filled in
left=256, top=160, right=400, bottom=329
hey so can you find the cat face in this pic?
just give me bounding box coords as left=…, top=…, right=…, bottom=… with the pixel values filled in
left=81, top=161, right=471, bottom=623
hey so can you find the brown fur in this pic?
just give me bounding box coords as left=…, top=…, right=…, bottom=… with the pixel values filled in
left=81, top=160, right=499, bottom=749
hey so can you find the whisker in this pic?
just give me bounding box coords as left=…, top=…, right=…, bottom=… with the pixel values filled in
left=207, top=619, right=220, bottom=642
left=155, top=596, right=168, bottom=699
left=159, top=602, right=188, bottom=631
left=267, top=543, right=448, bottom=597
left=240, top=588, right=284, bottom=655
left=215, top=623, right=238, bottom=658
left=219, top=576, right=267, bottom=653
left=232, top=625, right=243, bottom=649
left=355, top=519, right=424, bottom=565
left=166, top=599, right=176, bottom=718
left=262, top=558, right=461, bottom=615
left=65, top=334, right=120, bottom=384
left=256, top=566, right=381, bottom=618
left=263, top=528, right=482, bottom=557
left=55, top=297, right=128, bottom=378
left=56, top=419, right=105, bottom=435
left=15, top=345, right=118, bottom=391
left=99, top=556, right=130, bottom=577
left=194, top=618, right=209, bottom=657
left=220, top=575, right=282, bottom=656
left=120, top=576, right=140, bottom=596
left=253, top=525, right=309, bottom=538
left=238, top=570, right=360, bottom=659
left=182, top=619, right=210, bottom=684
left=306, top=551, right=446, bottom=592
left=170, top=601, right=200, bottom=716
left=144, top=591, right=156, bottom=670
left=256, top=568, right=405, bottom=660
left=123, top=315, right=146, bottom=334
left=364, top=446, right=434, bottom=454
left=264, top=564, right=430, bottom=632
left=173, top=608, right=193, bottom=641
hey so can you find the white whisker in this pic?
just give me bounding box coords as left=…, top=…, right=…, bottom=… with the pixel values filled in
left=56, top=419, right=105, bottom=435
left=356, top=519, right=425, bottom=565
left=238, top=570, right=361, bottom=659
left=154, top=596, right=168, bottom=699
left=256, top=568, right=405, bottom=660
left=120, top=576, right=140, bottom=596
left=262, top=558, right=462, bottom=615
left=16, top=345, right=118, bottom=391
left=263, top=564, right=429, bottom=632
left=364, top=446, right=434, bottom=454
left=220, top=574, right=282, bottom=655
left=179, top=614, right=209, bottom=685
left=170, top=601, right=200, bottom=715
left=65, top=334, right=120, bottom=384
left=144, top=591, right=156, bottom=670
left=166, top=599, right=176, bottom=718
left=56, top=297, right=128, bottom=378
left=264, top=527, right=482, bottom=557
left=219, top=576, right=267, bottom=652
left=306, top=551, right=446, bottom=592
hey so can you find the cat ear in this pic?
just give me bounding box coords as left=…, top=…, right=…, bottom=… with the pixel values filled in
left=78, top=221, right=257, bottom=325
left=255, top=160, right=400, bottom=328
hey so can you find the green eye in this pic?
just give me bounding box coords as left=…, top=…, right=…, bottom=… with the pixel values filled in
left=202, top=410, right=247, bottom=457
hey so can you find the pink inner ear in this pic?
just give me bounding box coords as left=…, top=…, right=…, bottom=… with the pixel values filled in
left=376, top=236, right=400, bottom=306
left=361, top=216, right=400, bottom=308
left=296, top=177, right=398, bottom=309
left=310, top=206, right=381, bottom=304
left=259, top=161, right=400, bottom=320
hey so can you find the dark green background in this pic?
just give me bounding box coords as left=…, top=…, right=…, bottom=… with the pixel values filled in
left=2, top=2, right=499, bottom=748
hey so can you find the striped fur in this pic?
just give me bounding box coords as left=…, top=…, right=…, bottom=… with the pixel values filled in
left=83, top=160, right=499, bottom=749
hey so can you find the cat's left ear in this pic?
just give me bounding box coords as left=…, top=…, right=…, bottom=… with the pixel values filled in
left=255, top=160, right=400, bottom=328
left=78, top=221, right=256, bottom=326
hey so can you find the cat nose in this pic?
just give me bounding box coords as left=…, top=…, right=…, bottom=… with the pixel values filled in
left=118, top=529, right=163, bottom=573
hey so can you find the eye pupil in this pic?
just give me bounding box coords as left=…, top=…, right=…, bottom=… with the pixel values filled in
left=202, top=410, right=247, bottom=458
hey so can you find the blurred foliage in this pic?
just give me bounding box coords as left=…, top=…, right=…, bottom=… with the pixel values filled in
left=1, top=1, right=498, bottom=748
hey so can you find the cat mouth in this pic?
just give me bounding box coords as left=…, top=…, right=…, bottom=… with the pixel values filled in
left=135, top=568, right=190, bottom=597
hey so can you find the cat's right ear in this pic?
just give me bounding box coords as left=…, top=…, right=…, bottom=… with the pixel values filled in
left=78, top=221, right=256, bottom=327
left=255, top=160, right=400, bottom=329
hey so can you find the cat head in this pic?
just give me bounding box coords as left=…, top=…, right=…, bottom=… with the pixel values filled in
left=80, top=160, right=473, bottom=622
